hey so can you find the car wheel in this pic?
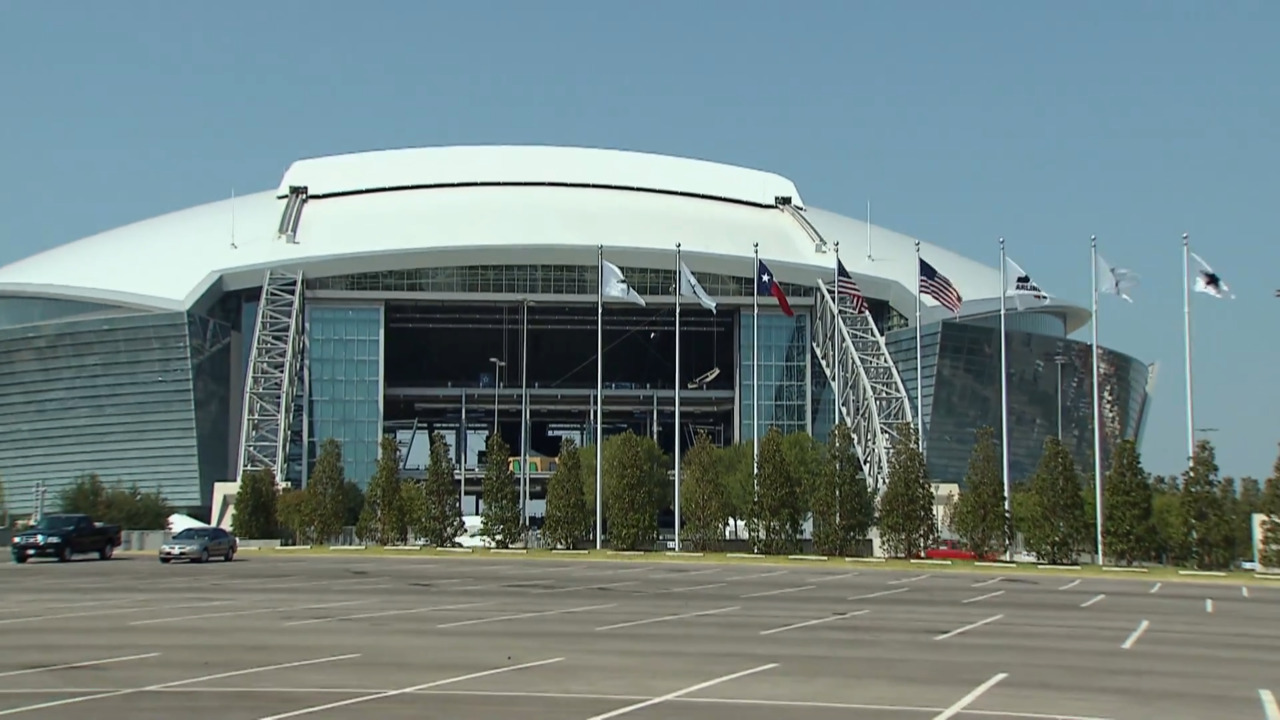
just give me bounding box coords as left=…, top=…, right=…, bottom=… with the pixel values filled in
left=99, top=544, right=114, bottom=561
left=12, top=554, right=26, bottom=564
left=57, top=546, right=71, bottom=563
left=198, top=548, right=209, bottom=564
left=223, top=548, right=235, bottom=562
left=159, top=557, right=171, bottom=564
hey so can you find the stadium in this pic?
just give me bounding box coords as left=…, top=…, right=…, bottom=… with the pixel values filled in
left=0, top=145, right=1154, bottom=521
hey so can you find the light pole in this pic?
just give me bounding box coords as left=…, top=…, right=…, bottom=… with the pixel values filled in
left=489, top=357, right=505, bottom=436
left=519, top=299, right=533, bottom=528
left=1052, top=352, right=1069, bottom=441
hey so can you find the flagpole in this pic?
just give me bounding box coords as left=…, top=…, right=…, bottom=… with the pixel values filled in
left=596, top=244, right=604, bottom=550
left=999, top=238, right=1012, bottom=557
left=752, top=242, right=760, bottom=487
left=520, top=298, right=530, bottom=528
left=833, top=241, right=841, bottom=427
left=865, top=202, right=872, bottom=260
left=914, top=240, right=924, bottom=450
left=674, top=242, right=683, bottom=553
left=1181, top=232, right=1195, bottom=463
left=1090, top=235, right=1105, bottom=567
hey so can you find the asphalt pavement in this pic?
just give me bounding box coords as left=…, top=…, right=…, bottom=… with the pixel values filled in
left=0, top=552, right=1276, bottom=719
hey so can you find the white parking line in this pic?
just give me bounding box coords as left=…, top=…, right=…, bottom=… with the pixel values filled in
left=810, top=572, right=856, bottom=582
left=0, top=654, right=359, bottom=716
left=971, top=577, right=1004, bottom=587
left=596, top=606, right=739, bottom=631
left=254, top=657, right=564, bottom=720
left=1242, top=586, right=1250, bottom=598
left=740, top=585, right=815, bottom=599
left=1206, top=598, right=1214, bottom=613
left=888, top=574, right=931, bottom=585
left=934, top=614, right=1004, bottom=641
left=0, top=653, right=161, bottom=679
left=1058, top=579, right=1081, bottom=590
left=1080, top=594, right=1106, bottom=608
left=437, top=603, right=616, bottom=628
left=848, top=587, right=909, bottom=601
left=1260, top=689, right=1279, bottom=720
left=932, top=672, right=1008, bottom=720
left=655, top=583, right=726, bottom=594
left=0, top=601, right=234, bottom=626
left=0, top=597, right=143, bottom=613
left=649, top=568, right=721, bottom=579
left=1150, top=582, right=1162, bottom=594
left=583, top=663, right=778, bottom=720
left=1121, top=620, right=1150, bottom=650
left=129, top=600, right=366, bottom=626
left=531, top=581, right=637, bottom=594
left=962, top=590, right=1005, bottom=604
left=283, top=602, right=491, bottom=626
left=723, top=570, right=788, bottom=581
left=759, top=609, right=870, bottom=636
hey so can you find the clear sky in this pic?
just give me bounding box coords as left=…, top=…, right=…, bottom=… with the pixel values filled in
left=1, top=1, right=1276, bottom=480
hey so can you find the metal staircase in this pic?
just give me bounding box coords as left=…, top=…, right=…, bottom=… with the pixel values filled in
left=237, top=269, right=306, bottom=486
left=812, top=278, right=914, bottom=491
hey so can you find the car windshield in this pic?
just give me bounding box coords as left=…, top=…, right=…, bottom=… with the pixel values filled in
left=33, top=515, right=79, bottom=531
left=172, top=529, right=213, bottom=541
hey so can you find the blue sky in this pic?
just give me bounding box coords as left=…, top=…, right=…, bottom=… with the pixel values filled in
left=1, top=1, right=1276, bottom=480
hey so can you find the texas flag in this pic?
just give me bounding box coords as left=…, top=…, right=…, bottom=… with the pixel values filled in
left=756, top=260, right=794, bottom=317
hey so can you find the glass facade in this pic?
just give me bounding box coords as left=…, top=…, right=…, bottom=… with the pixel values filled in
left=884, top=320, right=1150, bottom=485
left=739, top=310, right=810, bottom=440
left=312, top=264, right=811, bottom=300
left=0, top=296, right=126, bottom=330
left=0, top=311, right=233, bottom=516
left=307, top=305, right=383, bottom=486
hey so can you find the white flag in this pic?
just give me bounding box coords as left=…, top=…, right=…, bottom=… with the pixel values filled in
left=679, top=263, right=717, bottom=312
left=1005, top=256, right=1049, bottom=309
left=1190, top=252, right=1234, bottom=299
left=1095, top=253, right=1139, bottom=302
left=601, top=260, right=646, bottom=306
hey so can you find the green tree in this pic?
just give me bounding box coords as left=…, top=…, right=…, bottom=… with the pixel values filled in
left=949, top=426, right=1010, bottom=560
left=413, top=432, right=465, bottom=547
left=1236, top=477, right=1263, bottom=562
left=233, top=469, right=280, bottom=539
left=277, top=488, right=312, bottom=544
left=811, top=423, right=873, bottom=557
left=717, top=443, right=754, bottom=539
left=1259, top=462, right=1280, bottom=568
left=1102, top=438, right=1155, bottom=566
left=1180, top=440, right=1233, bottom=570
left=1022, top=436, right=1087, bottom=565
left=307, top=438, right=347, bottom=544
left=542, top=437, right=591, bottom=549
left=751, top=427, right=806, bottom=554
left=342, top=480, right=365, bottom=527
left=480, top=433, right=523, bottom=547
left=783, top=431, right=825, bottom=491
left=602, top=431, right=664, bottom=550
left=356, top=436, right=408, bottom=545
left=1151, top=482, right=1189, bottom=565
left=878, top=423, right=937, bottom=558
left=680, top=431, right=730, bottom=552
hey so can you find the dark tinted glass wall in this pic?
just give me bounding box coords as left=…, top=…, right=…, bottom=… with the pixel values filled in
left=885, top=320, right=1149, bottom=485
left=0, top=311, right=232, bottom=516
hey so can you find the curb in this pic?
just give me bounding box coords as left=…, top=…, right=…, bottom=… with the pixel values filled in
left=551, top=549, right=590, bottom=555
left=1036, top=564, right=1082, bottom=570
left=910, top=558, right=953, bottom=565
left=1178, top=570, right=1226, bottom=577
left=490, top=549, right=528, bottom=554
left=787, top=555, right=828, bottom=562
left=1102, top=566, right=1149, bottom=573
left=666, top=551, right=704, bottom=558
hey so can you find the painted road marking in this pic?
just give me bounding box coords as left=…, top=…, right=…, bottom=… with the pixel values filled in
left=596, top=606, right=739, bottom=631
left=0, top=653, right=160, bottom=679
left=934, top=614, right=1004, bottom=641
left=654, top=583, right=726, bottom=594
left=1260, top=689, right=1279, bottom=720
left=1058, top=579, right=1081, bottom=590
left=971, top=577, right=1004, bottom=587
left=810, top=572, right=856, bottom=582
left=1150, top=582, right=1162, bottom=594
left=932, top=673, right=1009, bottom=720
left=759, top=609, right=870, bottom=636
left=888, top=574, right=931, bottom=585
left=582, top=664, right=778, bottom=720
left=1206, top=598, right=1214, bottom=613
left=740, top=585, right=816, bottom=599
left=962, top=590, right=1005, bottom=604
left=130, top=600, right=364, bottom=626
left=848, top=587, right=909, bottom=601
left=532, top=581, right=637, bottom=594
left=723, top=570, right=789, bottom=581
left=1080, top=594, right=1106, bottom=608
left=437, top=603, right=616, bottom=628
left=284, top=602, right=490, bottom=626
left=1121, top=620, right=1150, bottom=650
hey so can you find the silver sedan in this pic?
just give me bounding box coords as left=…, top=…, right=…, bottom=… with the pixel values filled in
left=159, top=528, right=237, bottom=563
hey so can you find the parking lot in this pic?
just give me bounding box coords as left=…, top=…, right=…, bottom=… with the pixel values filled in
left=0, top=553, right=1276, bottom=719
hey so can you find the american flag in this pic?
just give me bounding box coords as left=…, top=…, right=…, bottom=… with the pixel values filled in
left=919, top=258, right=962, bottom=315
left=835, top=259, right=868, bottom=314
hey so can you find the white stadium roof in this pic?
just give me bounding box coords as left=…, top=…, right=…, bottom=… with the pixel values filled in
left=0, top=145, right=1088, bottom=330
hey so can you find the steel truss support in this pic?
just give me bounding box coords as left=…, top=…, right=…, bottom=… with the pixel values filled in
left=811, top=279, right=914, bottom=492
left=237, top=269, right=306, bottom=486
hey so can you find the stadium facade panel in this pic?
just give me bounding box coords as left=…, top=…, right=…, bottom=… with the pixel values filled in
left=0, top=146, right=1150, bottom=518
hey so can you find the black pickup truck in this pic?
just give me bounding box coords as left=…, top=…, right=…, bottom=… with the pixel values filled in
left=11, top=514, right=123, bottom=563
